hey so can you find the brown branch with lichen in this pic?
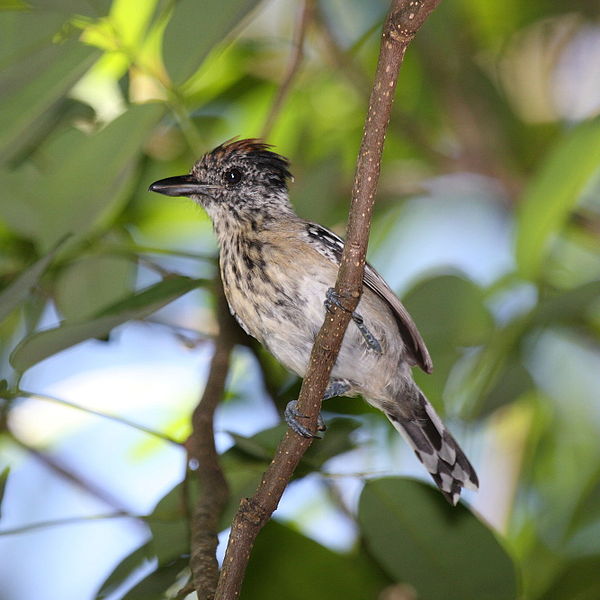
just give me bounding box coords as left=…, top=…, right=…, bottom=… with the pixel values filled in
left=185, top=278, right=238, bottom=599
left=260, top=0, right=314, bottom=140
left=214, top=2, right=443, bottom=599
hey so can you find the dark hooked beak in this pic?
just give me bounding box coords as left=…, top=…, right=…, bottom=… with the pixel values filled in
left=148, top=174, right=212, bottom=197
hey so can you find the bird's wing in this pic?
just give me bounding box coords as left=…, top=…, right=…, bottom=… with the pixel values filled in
left=305, top=223, right=433, bottom=373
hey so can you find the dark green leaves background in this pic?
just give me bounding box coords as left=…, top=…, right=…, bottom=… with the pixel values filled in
left=1, top=0, right=600, bottom=599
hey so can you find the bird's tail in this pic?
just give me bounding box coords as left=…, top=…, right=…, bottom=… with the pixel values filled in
left=384, top=389, right=478, bottom=505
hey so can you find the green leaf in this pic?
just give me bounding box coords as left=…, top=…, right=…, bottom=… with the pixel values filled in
left=516, top=117, right=600, bottom=279
left=530, top=280, right=600, bottom=327
left=120, top=555, right=188, bottom=600
left=219, top=456, right=269, bottom=528
left=0, top=104, right=165, bottom=250
left=358, top=478, right=518, bottom=600
left=0, top=9, right=71, bottom=67
left=39, top=103, right=165, bottom=250
left=162, top=0, right=261, bottom=84
left=446, top=316, right=527, bottom=420
left=0, top=235, right=69, bottom=324
left=241, top=520, right=389, bottom=600
left=540, top=556, right=600, bottom=600
left=0, top=1, right=30, bottom=9
left=480, top=358, right=533, bottom=416
left=54, top=254, right=136, bottom=321
left=9, top=276, right=206, bottom=372
left=565, top=466, right=600, bottom=554
left=228, top=418, right=359, bottom=473
left=403, top=275, right=494, bottom=348
left=143, top=480, right=198, bottom=565
left=220, top=419, right=360, bottom=526
left=228, top=429, right=281, bottom=461
left=0, top=467, right=9, bottom=519
left=402, top=275, right=494, bottom=407
left=95, top=542, right=154, bottom=600
left=0, top=36, right=99, bottom=164
left=26, top=0, right=113, bottom=16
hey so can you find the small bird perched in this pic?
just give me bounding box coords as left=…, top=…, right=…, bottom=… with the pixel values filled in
left=149, top=138, right=478, bottom=505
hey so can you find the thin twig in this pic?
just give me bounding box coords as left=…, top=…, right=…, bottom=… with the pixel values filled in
left=260, top=0, right=314, bottom=139
left=9, top=430, right=131, bottom=513
left=215, top=2, right=443, bottom=598
left=186, top=278, right=235, bottom=599
left=18, top=390, right=182, bottom=445
left=99, top=242, right=216, bottom=262
left=0, top=512, right=139, bottom=536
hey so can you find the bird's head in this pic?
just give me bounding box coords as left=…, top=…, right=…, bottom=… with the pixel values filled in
left=149, top=138, right=294, bottom=223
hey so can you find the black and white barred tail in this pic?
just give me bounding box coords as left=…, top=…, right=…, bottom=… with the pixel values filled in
left=386, top=391, right=479, bottom=505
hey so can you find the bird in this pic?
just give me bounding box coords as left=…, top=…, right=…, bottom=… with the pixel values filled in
left=149, top=138, right=478, bottom=505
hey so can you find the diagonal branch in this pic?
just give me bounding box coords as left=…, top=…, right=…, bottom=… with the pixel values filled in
left=215, top=2, right=443, bottom=598
left=9, top=430, right=131, bottom=513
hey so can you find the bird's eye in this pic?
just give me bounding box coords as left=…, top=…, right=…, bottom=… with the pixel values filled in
left=224, top=168, right=243, bottom=185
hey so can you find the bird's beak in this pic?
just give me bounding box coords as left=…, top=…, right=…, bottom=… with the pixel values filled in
left=148, top=174, right=212, bottom=197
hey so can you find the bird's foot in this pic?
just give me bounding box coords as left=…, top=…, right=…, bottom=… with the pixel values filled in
left=323, top=379, right=352, bottom=400
left=324, top=287, right=353, bottom=314
left=324, top=288, right=382, bottom=354
left=350, top=312, right=382, bottom=354
left=284, top=400, right=326, bottom=439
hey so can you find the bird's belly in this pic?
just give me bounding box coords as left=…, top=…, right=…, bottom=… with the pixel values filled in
left=223, top=262, right=400, bottom=398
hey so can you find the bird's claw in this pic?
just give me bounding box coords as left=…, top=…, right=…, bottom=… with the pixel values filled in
left=284, top=400, right=326, bottom=439
left=324, top=288, right=382, bottom=354
left=324, top=287, right=352, bottom=314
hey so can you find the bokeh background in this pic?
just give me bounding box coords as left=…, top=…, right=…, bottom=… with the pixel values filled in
left=2, top=0, right=600, bottom=598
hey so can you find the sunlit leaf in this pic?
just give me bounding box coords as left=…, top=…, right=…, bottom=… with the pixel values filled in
left=516, top=117, right=600, bottom=279
left=358, top=478, right=518, bottom=600
left=162, top=0, right=261, bottom=84
left=9, top=276, right=206, bottom=372
left=0, top=235, right=69, bottom=324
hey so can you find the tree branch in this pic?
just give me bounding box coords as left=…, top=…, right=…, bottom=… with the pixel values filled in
left=186, top=278, right=236, bottom=599
left=215, top=2, right=442, bottom=598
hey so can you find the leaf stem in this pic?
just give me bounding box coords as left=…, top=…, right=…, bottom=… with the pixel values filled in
left=17, top=390, right=183, bottom=446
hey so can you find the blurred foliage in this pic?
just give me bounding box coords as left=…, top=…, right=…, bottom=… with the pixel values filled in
left=1, top=0, right=600, bottom=598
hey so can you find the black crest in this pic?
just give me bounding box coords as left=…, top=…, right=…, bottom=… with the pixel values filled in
left=209, top=138, right=293, bottom=189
